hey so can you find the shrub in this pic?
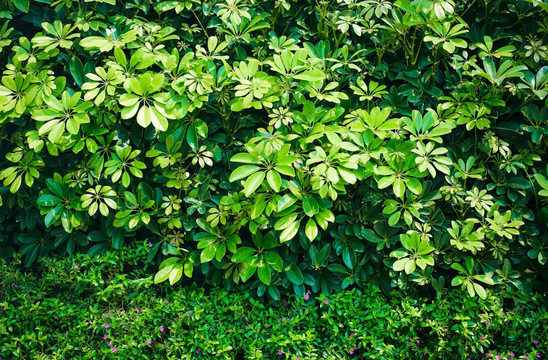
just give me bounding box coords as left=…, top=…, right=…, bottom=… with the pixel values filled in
left=0, top=249, right=546, bottom=359
left=0, top=0, right=547, bottom=299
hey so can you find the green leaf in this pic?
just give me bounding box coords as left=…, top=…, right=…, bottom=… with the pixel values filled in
left=231, top=153, right=260, bottom=164
left=154, top=264, right=173, bottom=284
left=257, top=265, right=271, bottom=285
left=294, top=70, right=325, bottom=81
left=265, top=252, right=283, bottom=272
left=393, top=258, right=408, bottom=272
left=169, top=263, right=183, bottom=285
left=393, top=178, right=405, bottom=198
left=201, top=245, right=217, bottom=263
left=14, top=0, right=29, bottom=12
left=280, top=219, right=300, bottom=242
left=277, top=194, right=297, bottom=212
left=229, top=165, right=260, bottom=182
left=36, top=195, right=61, bottom=206
left=9, top=175, right=22, bottom=194
left=285, top=263, right=303, bottom=285
left=44, top=204, right=63, bottom=228
left=69, top=57, right=85, bottom=88
left=244, top=171, right=265, bottom=196
left=240, top=263, right=256, bottom=282
left=473, top=282, right=486, bottom=299
left=305, top=218, right=318, bottom=241
left=266, top=170, right=281, bottom=192
left=232, top=247, right=255, bottom=263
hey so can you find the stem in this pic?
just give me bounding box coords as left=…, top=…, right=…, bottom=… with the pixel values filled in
left=450, top=203, right=463, bottom=221
left=191, top=9, right=208, bottom=37
left=474, top=127, right=478, bottom=158
left=460, top=0, right=477, bottom=18
left=412, top=34, right=423, bottom=66
left=204, top=102, right=225, bottom=118
left=525, top=170, right=539, bottom=214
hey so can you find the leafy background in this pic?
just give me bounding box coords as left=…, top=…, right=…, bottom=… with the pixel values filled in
left=0, top=0, right=547, bottom=302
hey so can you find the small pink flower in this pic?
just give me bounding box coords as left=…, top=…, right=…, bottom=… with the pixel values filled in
left=350, top=332, right=354, bottom=336
left=104, top=335, right=108, bottom=340
left=160, top=327, right=164, bottom=332
left=112, top=348, right=117, bottom=353
left=481, top=336, right=484, bottom=340
left=497, top=355, right=501, bottom=359
left=502, top=312, right=506, bottom=316
left=104, top=313, right=108, bottom=318
left=104, top=324, right=109, bottom=328
left=537, top=354, right=540, bottom=359
left=165, top=299, right=168, bottom=304
left=350, top=350, right=354, bottom=355
left=425, top=318, right=429, bottom=322
left=146, top=339, right=151, bottom=345
left=148, top=242, right=153, bottom=247
left=196, top=350, right=200, bottom=354
left=416, top=340, right=420, bottom=344
left=135, top=308, right=140, bottom=313
left=110, top=311, right=113, bottom=315
left=484, top=321, right=489, bottom=324
left=278, top=350, right=283, bottom=355
left=324, top=300, right=328, bottom=304
left=486, top=355, right=489, bottom=358
left=74, top=265, right=79, bottom=269
left=186, top=312, right=190, bottom=316
left=511, top=352, right=515, bottom=357
left=304, top=294, right=309, bottom=300
left=534, top=340, right=538, bottom=344
left=108, top=342, right=112, bottom=347
left=239, top=302, right=242, bottom=305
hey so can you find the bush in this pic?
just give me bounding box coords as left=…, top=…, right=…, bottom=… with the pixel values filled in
left=0, top=0, right=548, bottom=300
left=0, top=249, right=546, bottom=359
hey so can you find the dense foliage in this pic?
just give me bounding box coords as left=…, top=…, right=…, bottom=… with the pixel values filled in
left=0, top=0, right=548, bottom=300
left=0, top=247, right=546, bottom=359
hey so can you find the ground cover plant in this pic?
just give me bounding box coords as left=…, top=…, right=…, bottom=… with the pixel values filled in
left=0, top=247, right=547, bottom=359
left=0, top=0, right=547, bottom=349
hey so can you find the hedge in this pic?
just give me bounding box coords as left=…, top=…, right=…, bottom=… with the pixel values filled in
left=1, top=0, right=548, bottom=301
left=1, top=246, right=547, bottom=359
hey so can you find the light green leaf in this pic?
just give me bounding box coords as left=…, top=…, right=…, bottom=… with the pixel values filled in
left=294, top=70, right=325, bottom=82
left=244, top=171, right=265, bottom=196
left=280, top=219, right=300, bottom=242
left=266, top=170, right=281, bottom=192
left=305, top=218, right=318, bottom=241
left=229, top=165, right=260, bottom=182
